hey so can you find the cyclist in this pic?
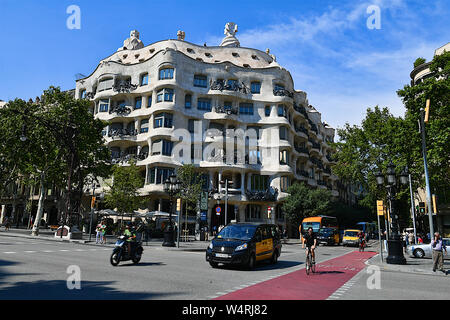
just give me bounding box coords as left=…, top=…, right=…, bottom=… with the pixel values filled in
left=358, top=230, right=365, bottom=250
left=302, top=227, right=317, bottom=264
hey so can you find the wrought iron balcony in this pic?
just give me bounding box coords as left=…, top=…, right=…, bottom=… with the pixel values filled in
left=295, top=125, right=308, bottom=135
left=108, top=128, right=138, bottom=138
left=210, top=80, right=249, bottom=94
left=245, top=187, right=278, bottom=202
left=273, top=88, right=294, bottom=98
left=295, top=145, right=309, bottom=155
left=112, top=78, right=138, bottom=93
left=109, top=104, right=132, bottom=116
left=214, top=105, right=238, bottom=115
left=297, top=170, right=309, bottom=178
left=317, top=180, right=327, bottom=186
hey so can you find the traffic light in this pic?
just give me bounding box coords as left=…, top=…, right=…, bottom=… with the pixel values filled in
left=176, top=198, right=181, bottom=212
left=267, top=206, right=272, bottom=219
left=424, top=99, right=431, bottom=123
left=376, top=200, right=384, bottom=216
left=91, top=196, right=96, bottom=209
left=432, top=194, right=438, bottom=214
left=419, top=202, right=426, bottom=215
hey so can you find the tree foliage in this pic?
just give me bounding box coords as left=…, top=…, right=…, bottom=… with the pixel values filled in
left=282, top=182, right=332, bottom=227
left=105, top=160, right=144, bottom=214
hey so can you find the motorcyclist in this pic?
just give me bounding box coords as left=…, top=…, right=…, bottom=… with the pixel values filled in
left=124, top=222, right=136, bottom=257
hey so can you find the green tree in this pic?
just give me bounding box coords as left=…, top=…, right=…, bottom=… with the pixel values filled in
left=105, top=160, right=144, bottom=229
left=414, top=57, right=426, bottom=68
left=0, top=87, right=111, bottom=233
left=282, top=182, right=332, bottom=228
left=398, top=51, right=450, bottom=203
left=175, top=164, right=203, bottom=231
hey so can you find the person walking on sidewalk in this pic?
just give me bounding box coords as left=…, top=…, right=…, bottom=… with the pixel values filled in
left=96, top=222, right=103, bottom=244
left=431, top=232, right=447, bottom=273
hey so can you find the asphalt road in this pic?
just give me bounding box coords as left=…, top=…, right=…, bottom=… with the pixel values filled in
left=0, top=235, right=448, bottom=300
left=0, top=234, right=356, bottom=300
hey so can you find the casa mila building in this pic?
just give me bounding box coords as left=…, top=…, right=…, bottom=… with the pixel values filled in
left=75, top=23, right=340, bottom=236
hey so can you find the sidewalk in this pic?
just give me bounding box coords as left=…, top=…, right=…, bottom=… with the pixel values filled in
left=366, top=250, right=449, bottom=277
left=0, top=227, right=302, bottom=251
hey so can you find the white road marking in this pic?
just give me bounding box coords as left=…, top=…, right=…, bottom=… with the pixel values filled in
left=24, top=251, right=36, bottom=253
left=3, top=252, right=16, bottom=254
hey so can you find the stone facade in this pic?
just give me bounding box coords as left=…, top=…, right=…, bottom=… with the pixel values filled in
left=75, top=24, right=340, bottom=234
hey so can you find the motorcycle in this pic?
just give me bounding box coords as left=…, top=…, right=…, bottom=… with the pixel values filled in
left=110, top=235, right=144, bottom=266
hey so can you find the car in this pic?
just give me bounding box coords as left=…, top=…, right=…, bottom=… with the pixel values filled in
left=342, top=229, right=361, bottom=247
left=406, top=238, right=449, bottom=259
left=205, top=223, right=282, bottom=269
left=317, top=227, right=340, bottom=246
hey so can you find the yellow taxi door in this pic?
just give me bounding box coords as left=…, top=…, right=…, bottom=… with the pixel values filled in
left=255, top=228, right=265, bottom=261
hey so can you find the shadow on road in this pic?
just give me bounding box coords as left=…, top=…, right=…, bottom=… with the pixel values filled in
left=313, top=270, right=345, bottom=275
left=0, top=259, right=181, bottom=300
left=116, top=262, right=166, bottom=267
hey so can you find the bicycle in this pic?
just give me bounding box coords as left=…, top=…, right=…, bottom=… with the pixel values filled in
left=305, top=247, right=316, bottom=275
left=358, top=239, right=365, bottom=252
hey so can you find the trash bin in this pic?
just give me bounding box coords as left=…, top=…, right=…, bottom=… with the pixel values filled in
left=200, top=230, right=205, bottom=241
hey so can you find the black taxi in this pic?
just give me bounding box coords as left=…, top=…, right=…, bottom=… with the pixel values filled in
left=206, top=223, right=282, bottom=269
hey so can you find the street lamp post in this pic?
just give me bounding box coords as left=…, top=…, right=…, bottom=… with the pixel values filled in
left=163, top=174, right=181, bottom=247
left=375, top=161, right=408, bottom=265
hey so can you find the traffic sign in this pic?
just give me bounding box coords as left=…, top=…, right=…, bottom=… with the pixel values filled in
left=376, top=200, right=384, bottom=216
left=216, top=206, right=221, bottom=215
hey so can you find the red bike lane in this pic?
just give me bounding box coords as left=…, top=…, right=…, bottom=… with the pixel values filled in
left=214, top=251, right=377, bottom=300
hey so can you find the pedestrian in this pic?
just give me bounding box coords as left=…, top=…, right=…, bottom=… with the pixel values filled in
left=4, top=217, right=10, bottom=231
left=408, top=231, right=414, bottom=245
left=101, top=220, right=107, bottom=244
left=95, top=222, right=103, bottom=244
left=418, top=235, right=423, bottom=244
left=431, top=232, right=447, bottom=273
left=404, top=230, right=409, bottom=246
left=382, top=230, right=388, bottom=252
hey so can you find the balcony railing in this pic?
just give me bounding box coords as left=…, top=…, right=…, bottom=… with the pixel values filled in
left=111, top=151, right=148, bottom=164
left=273, top=88, right=294, bottom=98
left=245, top=187, right=278, bottom=202
left=112, top=78, right=138, bottom=93
left=210, top=80, right=249, bottom=94
left=317, top=180, right=327, bottom=186
left=297, top=170, right=309, bottom=178
left=295, top=145, right=309, bottom=155
left=109, top=104, right=132, bottom=116
left=214, top=105, right=238, bottom=115
left=108, top=128, right=138, bottom=138
left=295, top=125, right=308, bottom=135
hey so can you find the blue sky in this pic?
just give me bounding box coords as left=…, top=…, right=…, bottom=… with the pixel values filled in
left=0, top=0, right=449, bottom=130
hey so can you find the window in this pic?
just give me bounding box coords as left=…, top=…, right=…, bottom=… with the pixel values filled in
left=188, top=119, right=195, bottom=133
left=280, top=150, right=288, bottom=165
left=185, top=94, right=192, bottom=108
left=278, top=105, right=287, bottom=118
left=265, top=106, right=271, bottom=117
left=157, top=88, right=174, bottom=103
left=280, top=176, right=290, bottom=192
left=140, top=73, right=148, bottom=86
left=154, top=113, right=173, bottom=128
left=147, top=96, right=152, bottom=108
left=99, top=99, right=109, bottom=112
left=198, top=98, right=212, bottom=111
left=280, top=127, right=288, bottom=141
left=152, top=139, right=173, bottom=156
left=98, top=78, right=114, bottom=92
left=227, top=79, right=238, bottom=88
left=251, top=82, right=261, bottom=94
left=309, top=167, right=315, bottom=180
left=149, top=167, right=174, bottom=184
left=80, top=89, right=86, bottom=99
left=134, top=97, right=142, bottom=110
left=140, top=119, right=149, bottom=133
left=159, top=68, right=174, bottom=80
left=274, top=83, right=285, bottom=91
left=239, top=103, right=254, bottom=115
left=251, top=175, right=269, bottom=191
left=246, top=205, right=262, bottom=221
left=194, top=75, right=207, bottom=88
